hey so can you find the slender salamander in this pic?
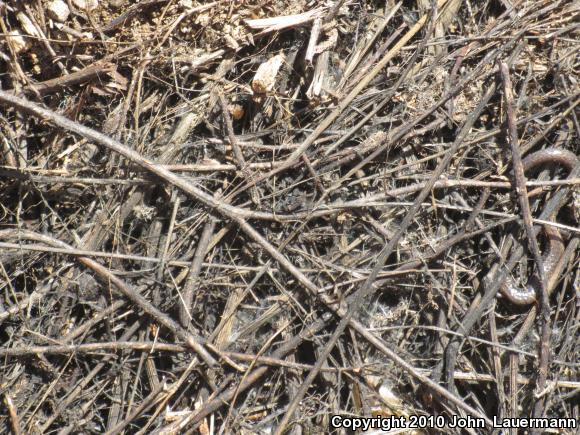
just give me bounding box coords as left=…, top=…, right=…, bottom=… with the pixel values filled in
left=501, top=148, right=578, bottom=305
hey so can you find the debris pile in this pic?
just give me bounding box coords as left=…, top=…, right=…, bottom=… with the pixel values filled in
left=0, top=0, right=578, bottom=432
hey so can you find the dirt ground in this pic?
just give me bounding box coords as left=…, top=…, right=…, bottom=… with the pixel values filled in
left=0, top=0, right=578, bottom=433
